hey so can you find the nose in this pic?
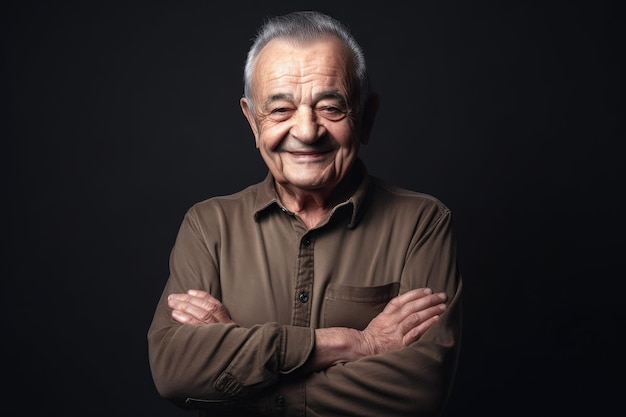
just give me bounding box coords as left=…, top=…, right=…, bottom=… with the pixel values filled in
left=291, top=107, right=324, bottom=143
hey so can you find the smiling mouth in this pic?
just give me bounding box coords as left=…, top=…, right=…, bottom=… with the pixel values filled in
left=291, top=150, right=328, bottom=155
left=287, top=146, right=336, bottom=155
left=286, top=150, right=335, bottom=160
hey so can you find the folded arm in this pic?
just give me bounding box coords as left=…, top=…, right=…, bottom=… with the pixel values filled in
left=168, top=287, right=447, bottom=371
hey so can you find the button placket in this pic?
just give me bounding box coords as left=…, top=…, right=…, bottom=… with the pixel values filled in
left=292, top=234, right=314, bottom=326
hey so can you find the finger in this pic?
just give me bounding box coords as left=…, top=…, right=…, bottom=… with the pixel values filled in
left=399, top=292, right=447, bottom=317
left=398, top=302, right=446, bottom=338
left=168, top=294, right=220, bottom=322
left=402, top=315, right=441, bottom=345
left=169, top=291, right=216, bottom=308
left=167, top=293, right=188, bottom=304
left=167, top=290, right=213, bottom=302
left=187, top=289, right=213, bottom=300
left=167, top=293, right=204, bottom=308
left=403, top=301, right=447, bottom=326
left=167, top=294, right=196, bottom=313
left=171, top=308, right=204, bottom=325
left=182, top=290, right=228, bottom=315
left=168, top=290, right=235, bottom=324
left=168, top=292, right=221, bottom=313
left=383, top=291, right=447, bottom=327
left=382, top=288, right=434, bottom=314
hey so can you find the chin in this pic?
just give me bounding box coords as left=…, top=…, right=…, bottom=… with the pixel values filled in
left=285, top=175, right=333, bottom=190
left=292, top=179, right=328, bottom=190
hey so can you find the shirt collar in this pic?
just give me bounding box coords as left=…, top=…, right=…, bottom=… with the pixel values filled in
left=252, top=158, right=370, bottom=229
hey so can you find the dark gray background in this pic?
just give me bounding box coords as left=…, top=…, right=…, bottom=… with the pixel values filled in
left=3, top=1, right=624, bottom=416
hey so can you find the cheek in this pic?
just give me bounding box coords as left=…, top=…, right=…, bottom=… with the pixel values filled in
left=335, top=126, right=360, bottom=152
left=258, top=122, right=288, bottom=151
left=332, top=118, right=358, bottom=143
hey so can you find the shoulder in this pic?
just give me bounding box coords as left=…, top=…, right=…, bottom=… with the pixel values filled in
left=363, top=176, right=456, bottom=239
left=185, top=181, right=264, bottom=223
left=368, top=176, right=450, bottom=216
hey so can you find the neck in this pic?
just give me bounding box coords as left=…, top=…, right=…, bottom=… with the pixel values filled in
left=276, top=185, right=334, bottom=229
left=276, top=168, right=360, bottom=229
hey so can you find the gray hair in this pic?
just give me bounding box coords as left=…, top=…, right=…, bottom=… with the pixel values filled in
left=243, top=11, right=371, bottom=112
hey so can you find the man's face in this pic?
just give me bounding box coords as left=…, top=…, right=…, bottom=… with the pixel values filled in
left=241, top=36, right=363, bottom=194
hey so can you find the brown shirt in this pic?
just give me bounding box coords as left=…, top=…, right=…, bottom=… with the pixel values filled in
left=147, top=160, right=462, bottom=417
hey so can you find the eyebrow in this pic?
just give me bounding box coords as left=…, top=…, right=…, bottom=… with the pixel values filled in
left=317, top=90, right=348, bottom=107
left=263, top=93, right=293, bottom=109
left=262, top=90, right=347, bottom=108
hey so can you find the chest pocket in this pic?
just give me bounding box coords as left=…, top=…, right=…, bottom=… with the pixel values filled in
left=322, top=282, right=400, bottom=330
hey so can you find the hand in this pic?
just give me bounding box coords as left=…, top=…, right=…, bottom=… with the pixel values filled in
left=167, top=289, right=234, bottom=325
left=360, top=288, right=447, bottom=355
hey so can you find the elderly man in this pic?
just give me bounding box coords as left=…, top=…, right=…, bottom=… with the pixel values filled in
left=148, top=10, right=462, bottom=417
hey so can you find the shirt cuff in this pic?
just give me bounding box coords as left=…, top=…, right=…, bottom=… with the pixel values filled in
left=280, top=325, right=315, bottom=374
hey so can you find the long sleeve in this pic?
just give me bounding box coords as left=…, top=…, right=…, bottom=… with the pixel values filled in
left=147, top=208, right=315, bottom=405
left=303, top=208, right=462, bottom=416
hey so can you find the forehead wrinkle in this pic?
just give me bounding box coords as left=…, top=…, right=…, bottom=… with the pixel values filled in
left=268, top=68, right=342, bottom=88
left=265, top=49, right=347, bottom=86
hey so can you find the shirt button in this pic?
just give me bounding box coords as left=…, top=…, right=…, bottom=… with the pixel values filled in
left=299, top=292, right=309, bottom=303
left=303, top=238, right=311, bottom=246
left=276, top=395, right=285, bottom=407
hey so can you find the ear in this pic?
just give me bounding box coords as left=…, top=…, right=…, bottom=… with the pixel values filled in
left=240, top=97, right=260, bottom=148
left=359, top=92, right=380, bottom=145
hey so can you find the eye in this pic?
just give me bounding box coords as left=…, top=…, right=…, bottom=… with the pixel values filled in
left=316, top=105, right=347, bottom=121
left=268, top=107, right=295, bottom=121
